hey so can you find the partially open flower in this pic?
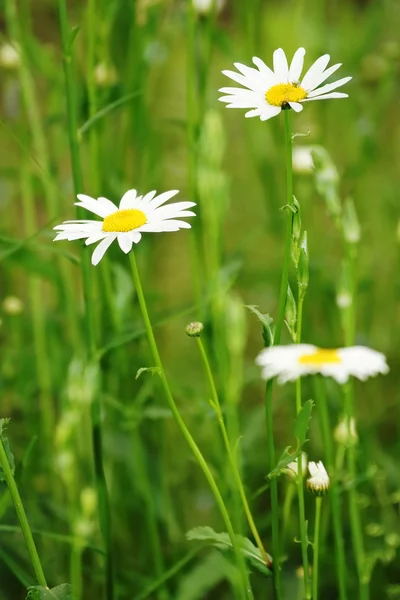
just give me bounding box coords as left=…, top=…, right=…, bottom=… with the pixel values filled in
left=282, top=453, right=308, bottom=481
left=54, top=189, right=196, bottom=266
left=219, top=48, right=351, bottom=121
left=256, top=344, right=389, bottom=384
left=307, top=461, right=330, bottom=496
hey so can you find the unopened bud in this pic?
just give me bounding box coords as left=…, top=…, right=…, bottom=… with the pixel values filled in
left=80, top=487, right=97, bottom=518
left=297, top=231, right=309, bottom=294
left=0, top=43, right=20, bottom=70
left=282, top=453, right=308, bottom=481
left=342, top=197, right=361, bottom=245
left=307, top=461, right=330, bottom=496
left=185, top=322, right=204, bottom=337
left=285, top=284, right=297, bottom=332
left=192, top=0, right=225, bottom=16
left=334, top=416, right=358, bottom=446
left=292, top=146, right=314, bottom=174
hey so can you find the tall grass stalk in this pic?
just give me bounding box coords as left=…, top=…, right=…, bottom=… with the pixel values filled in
left=312, top=497, right=323, bottom=600
left=0, top=431, right=47, bottom=587
left=57, top=2, right=114, bottom=598
left=128, top=251, right=253, bottom=600
left=195, top=336, right=272, bottom=569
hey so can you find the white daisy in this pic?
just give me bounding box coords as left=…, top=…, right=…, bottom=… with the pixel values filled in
left=282, top=452, right=308, bottom=481
left=219, top=47, right=352, bottom=121
left=307, top=461, right=330, bottom=496
left=53, top=189, right=196, bottom=266
left=256, top=344, right=389, bottom=385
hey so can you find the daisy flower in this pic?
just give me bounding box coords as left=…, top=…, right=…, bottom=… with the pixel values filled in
left=53, top=189, right=196, bottom=266
left=307, top=461, right=330, bottom=496
left=256, top=344, right=389, bottom=385
left=219, top=47, right=352, bottom=121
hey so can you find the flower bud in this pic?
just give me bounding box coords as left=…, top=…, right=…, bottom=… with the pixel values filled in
left=292, top=146, right=314, bottom=174
left=0, top=43, right=20, bottom=70
left=285, top=284, right=297, bottom=339
left=297, top=231, right=309, bottom=294
left=307, top=461, right=330, bottom=496
left=342, top=197, right=361, bottom=245
left=185, top=322, right=204, bottom=337
left=334, top=416, right=358, bottom=446
left=192, top=0, right=225, bottom=16
left=80, top=487, right=97, bottom=518
left=282, top=453, right=308, bottom=481
left=2, top=295, right=24, bottom=315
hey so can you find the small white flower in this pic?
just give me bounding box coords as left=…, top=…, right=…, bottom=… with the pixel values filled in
left=53, top=189, right=196, bottom=266
left=256, top=344, right=389, bottom=384
left=307, top=461, right=330, bottom=496
left=219, top=47, right=351, bottom=121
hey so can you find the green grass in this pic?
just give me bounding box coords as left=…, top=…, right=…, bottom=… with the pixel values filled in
left=0, top=0, right=399, bottom=599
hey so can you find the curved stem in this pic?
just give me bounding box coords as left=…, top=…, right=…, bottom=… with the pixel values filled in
left=196, top=337, right=272, bottom=568
left=0, top=434, right=47, bottom=587
left=129, top=252, right=252, bottom=600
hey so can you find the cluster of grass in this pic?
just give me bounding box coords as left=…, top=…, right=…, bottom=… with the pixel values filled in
left=0, top=0, right=399, bottom=598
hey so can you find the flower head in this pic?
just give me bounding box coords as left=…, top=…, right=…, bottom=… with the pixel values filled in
left=307, top=461, right=330, bottom=496
left=219, top=48, right=351, bottom=121
left=334, top=416, right=358, bottom=446
left=282, top=453, right=308, bottom=481
left=256, top=344, right=389, bottom=384
left=53, top=189, right=196, bottom=265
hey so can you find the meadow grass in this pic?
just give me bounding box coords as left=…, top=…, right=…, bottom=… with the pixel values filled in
left=0, top=0, right=399, bottom=599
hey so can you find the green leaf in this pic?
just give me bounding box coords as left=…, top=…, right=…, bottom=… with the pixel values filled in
left=0, top=419, right=14, bottom=482
left=294, top=400, right=314, bottom=447
left=245, top=305, right=274, bottom=347
left=67, top=26, right=80, bottom=51
left=136, top=367, right=162, bottom=380
left=186, top=526, right=272, bottom=576
left=176, top=551, right=236, bottom=600
left=26, top=584, right=72, bottom=600
left=79, top=91, right=142, bottom=137
left=268, top=446, right=300, bottom=479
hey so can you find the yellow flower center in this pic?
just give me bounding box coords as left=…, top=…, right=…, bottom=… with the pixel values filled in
left=102, top=209, right=147, bottom=232
left=298, top=349, right=341, bottom=366
left=266, top=83, right=307, bottom=107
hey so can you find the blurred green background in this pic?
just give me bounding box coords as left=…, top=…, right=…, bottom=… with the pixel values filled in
left=0, top=0, right=400, bottom=598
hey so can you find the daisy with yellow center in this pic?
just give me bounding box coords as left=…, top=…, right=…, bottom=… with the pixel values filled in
left=256, top=344, right=389, bottom=384
left=219, top=47, right=352, bottom=121
left=53, top=189, right=196, bottom=265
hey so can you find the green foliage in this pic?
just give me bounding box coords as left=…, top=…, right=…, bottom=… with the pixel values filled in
left=26, top=585, right=72, bottom=600
left=0, top=419, right=14, bottom=482
left=186, top=527, right=272, bottom=577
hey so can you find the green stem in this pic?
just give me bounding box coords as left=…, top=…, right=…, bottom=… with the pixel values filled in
left=129, top=252, right=252, bottom=600
left=196, top=338, right=272, bottom=568
left=0, top=434, right=47, bottom=587
left=312, top=497, right=322, bottom=600
left=314, top=378, right=347, bottom=600
left=57, top=2, right=114, bottom=599
left=274, top=109, right=294, bottom=345
left=265, top=379, right=281, bottom=597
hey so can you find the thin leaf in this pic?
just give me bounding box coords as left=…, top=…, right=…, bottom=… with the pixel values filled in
left=136, top=367, right=162, bottom=380
left=0, top=419, right=14, bottom=481
left=268, top=446, right=301, bottom=479
left=26, top=584, right=72, bottom=600
left=186, top=526, right=272, bottom=576
left=294, top=400, right=314, bottom=447
left=245, top=305, right=274, bottom=347
left=67, top=26, right=80, bottom=51
left=79, top=91, right=142, bottom=136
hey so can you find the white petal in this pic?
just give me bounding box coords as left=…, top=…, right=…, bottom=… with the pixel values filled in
left=150, top=190, right=179, bottom=209
left=119, top=189, right=137, bottom=209
left=85, top=233, right=108, bottom=245
left=76, top=195, right=117, bottom=217
left=54, top=232, right=90, bottom=241
left=260, top=106, right=282, bottom=121
left=131, top=231, right=142, bottom=244
left=221, top=69, right=261, bottom=92
left=91, top=236, right=115, bottom=266
left=288, top=102, right=303, bottom=113
left=117, top=233, right=133, bottom=254
left=289, top=48, right=306, bottom=82
left=245, top=108, right=262, bottom=118
left=301, top=54, right=330, bottom=91
left=252, top=56, right=277, bottom=86
left=273, top=48, right=289, bottom=82
left=141, top=190, right=157, bottom=205
left=307, top=76, right=352, bottom=98
left=140, top=220, right=191, bottom=232
left=306, top=62, right=342, bottom=91
left=233, top=62, right=266, bottom=90
left=227, top=100, right=260, bottom=109
left=97, top=197, right=120, bottom=212
left=302, top=92, right=348, bottom=102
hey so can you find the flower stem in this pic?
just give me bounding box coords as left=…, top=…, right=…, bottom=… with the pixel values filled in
left=295, top=295, right=311, bottom=599
left=264, top=109, right=294, bottom=599
left=312, top=497, right=323, bottom=600
left=57, top=2, right=114, bottom=599
left=274, top=109, right=294, bottom=344
left=129, top=252, right=252, bottom=600
left=314, top=377, right=347, bottom=600
left=0, top=433, right=47, bottom=587
left=195, top=337, right=272, bottom=569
